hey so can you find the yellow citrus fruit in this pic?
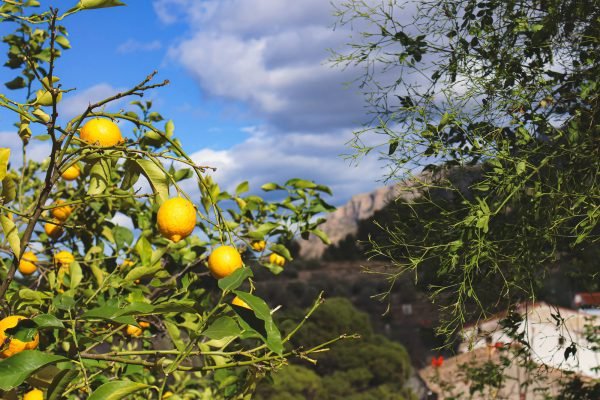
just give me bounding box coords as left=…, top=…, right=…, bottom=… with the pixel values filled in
left=139, top=321, right=151, bottom=329
left=208, top=245, right=243, bottom=279
left=0, top=315, right=39, bottom=358
left=269, top=253, right=286, bottom=267
left=120, top=259, right=135, bottom=269
left=50, top=200, right=73, bottom=221
left=79, top=118, right=123, bottom=147
left=126, top=324, right=143, bottom=337
left=61, top=164, right=80, bottom=181
left=251, top=240, right=266, bottom=252
left=156, top=197, right=197, bottom=243
left=44, top=220, right=63, bottom=239
left=23, top=388, right=44, bottom=400
left=18, top=251, right=38, bottom=276
left=54, top=251, right=75, bottom=268
left=231, top=296, right=251, bottom=310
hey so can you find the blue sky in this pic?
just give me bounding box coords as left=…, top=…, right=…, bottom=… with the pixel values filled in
left=0, top=0, right=389, bottom=206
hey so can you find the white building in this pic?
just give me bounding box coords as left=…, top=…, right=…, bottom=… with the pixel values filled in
left=460, top=302, right=600, bottom=379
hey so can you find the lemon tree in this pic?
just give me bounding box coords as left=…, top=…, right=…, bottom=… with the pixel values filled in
left=0, top=2, right=340, bottom=399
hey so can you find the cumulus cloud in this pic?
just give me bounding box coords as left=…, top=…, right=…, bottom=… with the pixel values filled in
left=117, top=39, right=162, bottom=54
left=0, top=131, right=52, bottom=166
left=184, top=127, right=387, bottom=205
left=157, top=0, right=368, bottom=133
left=152, top=0, right=403, bottom=205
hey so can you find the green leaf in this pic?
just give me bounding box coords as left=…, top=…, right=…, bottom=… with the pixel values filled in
left=87, top=380, right=150, bottom=400
left=2, top=174, right=17, bottom=205
left=120, top=160, right=141, bottom=190
left=32, top=314, right=65, bottom=329
left=0, top=148, right=10, bottom=181
left=134, top=236, right=152, bottom=265
left=69, top=261, right=83, bottom=289
left=81, top=306, right=136, bottom=326
left=247, top=222, right=278, bottom=240
left=164, top=120, right=175, bottom=137
left=47, top=368, right=78, bottom=400
left=232, top=292, right=283, bottom=355
left=77, top=0, right=126, bottom=10
left=269, top=244, right=292, bottom=261
left=1, top=215, right=20, bottom=258
left=87, top=158, right=110, bottom=195
left=124, top=265, right=162, bottom=283
left=55, top=36, right=71, bottom=49
left=285, top=178, right=317, bottom=189
left=173, top=168, right=193, bottom=182
left=308, top=228, right=331, bottom=245
left=388, top=140, right=399, bottom=155
left=134, top=159, right=169, bottom=204
left=218, top=267, right=253, bottom=292
left=164, top=320, right=185, bottom=352
left=261, top=182, right=283, bottom=191
left=0, top=350, right=69, bottom=391
left=202, top=316, right=241, bottom=340
left=235, top=181, right=249, bottom=196
left=4, top=76, right=25, bottom=90
left=113, top=226, right=133, bottom=249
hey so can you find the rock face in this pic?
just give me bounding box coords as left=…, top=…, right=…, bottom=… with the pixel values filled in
left=298, top=185, right=399, bottom=260
left=298, top=167, right=482, bottom=260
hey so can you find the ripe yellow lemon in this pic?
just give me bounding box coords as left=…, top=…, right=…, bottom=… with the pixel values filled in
left=54, top=251, right=75, bottom=268
left=231, top=296, right=251, bottom=310
left=18, top=251, right=38, bottom=276
left=23, top=388, right=44, bottom=400
left=269, top=253, right=286, bottom=267
left=50, top=200, right=73, bottom=221
left=44, top=220, right=63, bottom=239
left=80, top=118, right=123, bottom=147
left=251, top=240, right=266, bottom=252
left=61, top=164, right=80, bottom=181
left=0, top=315, right=39, bottom=358
left=208, top=245, right=243, bottom=279
left=126, top=324, right=143, bottom=337
left=156, top=197, right=197, bottom=243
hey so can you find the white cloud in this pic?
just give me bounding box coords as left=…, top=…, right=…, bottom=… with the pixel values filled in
left=117, top=39, right=162, bottom=54
left=159, top=0, right=368, bottom=133
left=0, top=131, right=52, bottom=165
left=186, top=127, right=386, bottom=206
left=60, top=83, right=125, bottom=119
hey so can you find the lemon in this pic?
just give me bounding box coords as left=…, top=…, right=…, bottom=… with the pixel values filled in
left=50, top=200, right=73, bottom=221
left=156, top=197, right=197, bottom=243
left=80, top=118, right=123, bottom=147
left=269, top=253, right=286, bottom=267
left=208, top=245, right=243, bottom=279
left=126, top=324, right=143, bottom=337
left=23, top=388, right=44, bottom=400
left=250, top=240, right=266, bottom=252
left=18, top=251, right=38, bottom=276
left=54, top=251, right=75, bottom=268
left=61, top=164, right=80, bottom=181
left=232, top=296, right=251, bottom=310
left=44, top=220, right=63, bottom=239
left=0, top=315, right=40, bottom=358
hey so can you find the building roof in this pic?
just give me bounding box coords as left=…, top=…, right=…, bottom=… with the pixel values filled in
left=574, top=292, right=600, bottom=307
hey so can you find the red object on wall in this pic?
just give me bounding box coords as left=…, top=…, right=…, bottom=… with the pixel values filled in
left=431, top=355, right=444, bottom=367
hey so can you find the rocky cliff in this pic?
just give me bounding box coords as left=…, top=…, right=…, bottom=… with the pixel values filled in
left=298, top=167, right=482, bottom=259
left=298, top=185, right=403, bottom=259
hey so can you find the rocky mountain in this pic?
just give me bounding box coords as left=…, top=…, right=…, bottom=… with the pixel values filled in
left=298, top=167, right=482, bottom=259
left=298, top=186, right=397, bottom=259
